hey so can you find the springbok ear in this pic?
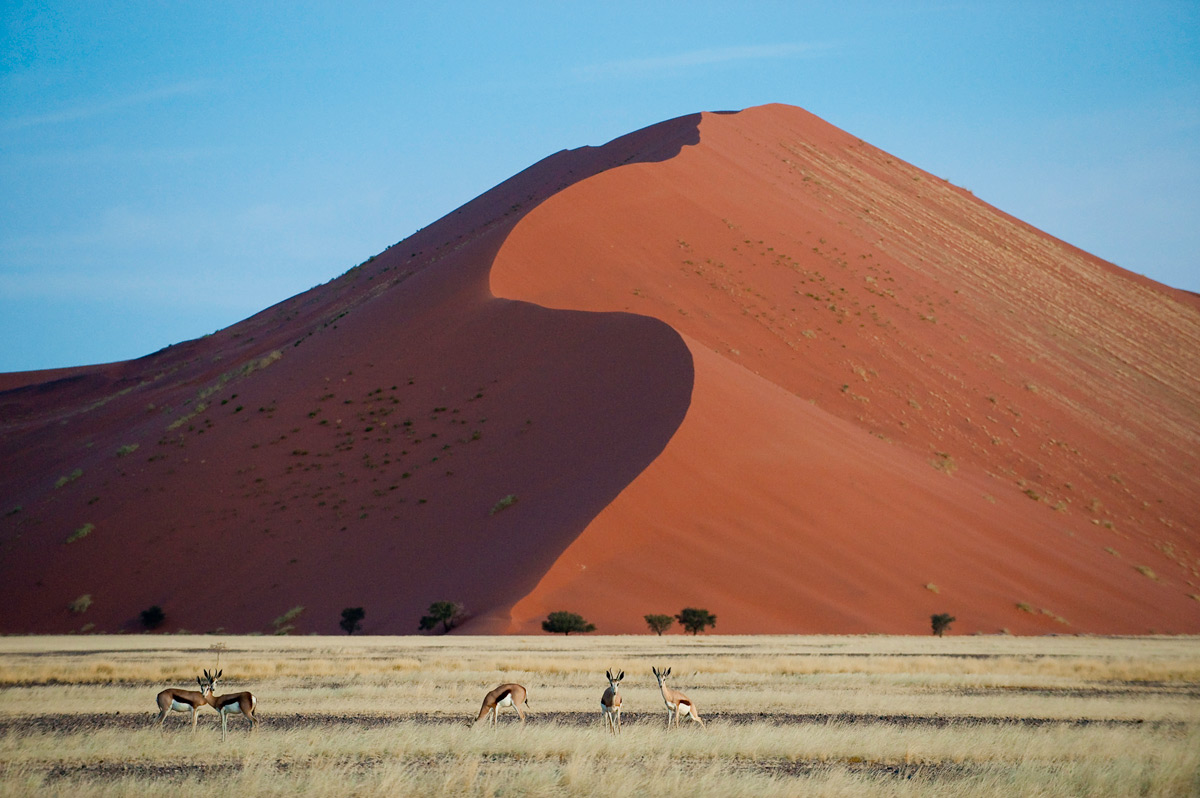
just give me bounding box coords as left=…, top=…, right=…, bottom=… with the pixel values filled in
left=666, top=667, right=671, bottom=676
left=605, top=670, right=612, bottom=680
left=618, top=671, right=625, bottom=681
left=216, top=670, right=222, bottom=679
left=651, top=666, right=658, bottom=677
left=203, top=669, right=210, bottom=679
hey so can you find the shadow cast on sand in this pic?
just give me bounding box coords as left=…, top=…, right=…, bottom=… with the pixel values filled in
left=0, top=114, right=706, bottom=634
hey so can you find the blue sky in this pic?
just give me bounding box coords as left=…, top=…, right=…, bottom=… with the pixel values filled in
left=2, top=2, right=1198, bottom=372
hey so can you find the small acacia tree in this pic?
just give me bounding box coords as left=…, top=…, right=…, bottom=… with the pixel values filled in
left=644, top=613, right=674, bottom=636
left=140, top=605, right=165, bottom=630
left=419, top=601, right=465, bottom=633
left=676, top=607, right=716, bottom=635
left=931, top=613, right=956, bottom=637
left=340, top=606, right=365, bottom=635
left=541, top=611, right=596, bottom=635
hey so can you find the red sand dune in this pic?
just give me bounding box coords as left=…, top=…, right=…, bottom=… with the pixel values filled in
left=1, top=104, right=1197, bottom=635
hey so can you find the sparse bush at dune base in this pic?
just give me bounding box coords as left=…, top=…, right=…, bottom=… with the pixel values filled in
left=1, top=635, right=1197, bottom=797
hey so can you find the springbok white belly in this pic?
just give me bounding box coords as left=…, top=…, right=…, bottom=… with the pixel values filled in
left=169, top=700, right=192, bottom=712
left=496, top=694, right=514, bottom=708
left=216, top=694, right=256, bottom=714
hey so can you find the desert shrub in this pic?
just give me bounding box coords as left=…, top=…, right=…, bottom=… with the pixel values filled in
left=931, top=613, right=956, bottom=636
left=644, top=614, right=674, bottom=635
left=676, top=607, right=716, bottom=635
left=541, top=611, right=595, bottom=635
left=140, top=605, right=165, bottom=630
left=418, top=601, right=464, bottom=633
left=340, top=607, right=365, bottom=635
left=273, top=605, right=304, bottom=635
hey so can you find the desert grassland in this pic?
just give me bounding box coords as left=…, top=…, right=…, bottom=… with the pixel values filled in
left=1, top=635, right=1198, bottom=797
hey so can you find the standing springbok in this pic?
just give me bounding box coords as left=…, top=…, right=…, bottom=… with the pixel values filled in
left=600, top=669, right=624, bottom=734
left=204, top=669, right=259, bottom=741
left=154, top=674, right=215, bottom=731
left=475, top=683, right=529, bottom=727
left=652, top=666, right=705, bottom=728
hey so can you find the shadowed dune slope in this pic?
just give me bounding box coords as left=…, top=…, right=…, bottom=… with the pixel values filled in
left=2, top=104, right=1197, bottom=636
left=0, top=115, right=700, bottom=634
left=491, top=104, right=1200, bottom=635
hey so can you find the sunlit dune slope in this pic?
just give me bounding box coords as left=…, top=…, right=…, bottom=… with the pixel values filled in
left=491, top=104, right=1200, bottom=634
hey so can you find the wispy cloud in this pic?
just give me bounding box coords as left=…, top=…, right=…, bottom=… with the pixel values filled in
left=3, top=80, right=209, bottom=130
left=574, top=42, right=833, bottom=81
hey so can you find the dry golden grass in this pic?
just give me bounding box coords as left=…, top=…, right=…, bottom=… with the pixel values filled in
left=1, top=634, right=1197, bottom=796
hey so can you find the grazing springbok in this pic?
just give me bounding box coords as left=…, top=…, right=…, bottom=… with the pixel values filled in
left=601, top=669, right=624, bottom=734
left=204, top=669, right=259, bottom=741
left=475, top=683, right=529, bottom=727
left=154, top=674, right=215, bottom=731
left=652, top=666, right=705, bottom=728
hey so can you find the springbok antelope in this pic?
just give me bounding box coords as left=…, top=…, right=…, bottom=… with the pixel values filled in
left=600, top=669, right=624, bottom=734
left=204, top=669, right=259, bottom=741
left=475, top=683, right=529, bottom=727
left=652, top=666, right=705, bottom=728
left=154, top=674, right=214, bottom=731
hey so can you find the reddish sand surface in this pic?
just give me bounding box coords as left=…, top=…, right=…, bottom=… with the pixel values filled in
left=1, top=104, right=1197, bottom=635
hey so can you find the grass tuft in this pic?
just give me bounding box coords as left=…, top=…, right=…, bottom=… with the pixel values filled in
left=489, top=494, right=518, bottom=515
left=55, top=469, right=83, bottom=489
left=66, top=523, right=94, bottom=544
